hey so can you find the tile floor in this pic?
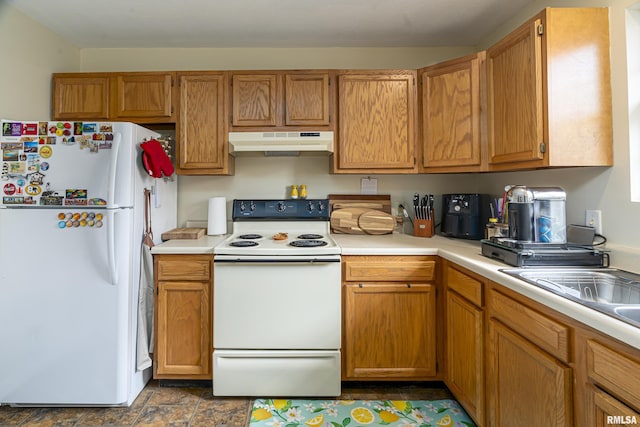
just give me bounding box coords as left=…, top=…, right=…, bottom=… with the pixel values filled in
left=0, top=380, right=453, bottom=427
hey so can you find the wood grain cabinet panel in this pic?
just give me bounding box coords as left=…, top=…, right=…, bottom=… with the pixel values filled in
left=486, top=7, right=612, bottom=170
left=444, top=263, right=485, bottom=426
left=590, top=387, right=640, bottom=427
left=419, top=52, right=485, bottom=173
left=487, top=319, right=573, bottom=427
left=343, top=283, right=436, bottom=379
left=285, top=73, right=331, bottom=126
left=154, top=255, right=213, bottom=379
left=343, top=255, right=436, bottom=282
left=231, top=73, right=279, bottom=127
left=177, top=72, right=233, bottom=175
left=335, top=71, right=417, bottom=173
left=52, top=74, right=110, bottom=120
left=112, top=72, right=175, bottom=122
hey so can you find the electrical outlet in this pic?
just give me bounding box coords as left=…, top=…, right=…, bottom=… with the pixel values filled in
left=585, top=210, right=603, bottom=235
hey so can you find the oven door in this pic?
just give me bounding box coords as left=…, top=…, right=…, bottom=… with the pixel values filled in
left=213, top=255, right=341, bottom=349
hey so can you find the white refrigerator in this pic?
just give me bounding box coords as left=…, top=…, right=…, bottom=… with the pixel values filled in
left=0, top=120, right=177, bottom=406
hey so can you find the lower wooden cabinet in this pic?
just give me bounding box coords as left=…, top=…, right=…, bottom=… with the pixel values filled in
left=445, top=263, right=485, bottom=426
left=341, top=255, right=439, bottom=380
left=590, top=387, right=640, bottom=427
left=343, top=282, right=436, bottom=379
left=153, top=254, right=213, bottom=379
left=487, top=319, right=573, bottom=427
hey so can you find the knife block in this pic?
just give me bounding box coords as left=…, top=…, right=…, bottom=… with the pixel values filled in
left=414, top=217, right=435, bottom=238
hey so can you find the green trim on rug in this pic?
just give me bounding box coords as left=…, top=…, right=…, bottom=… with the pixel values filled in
left=249, top=398, right=476, bottom=427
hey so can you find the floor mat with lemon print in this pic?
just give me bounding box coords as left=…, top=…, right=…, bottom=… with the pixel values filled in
left=250, top=399, right=475, bottom=427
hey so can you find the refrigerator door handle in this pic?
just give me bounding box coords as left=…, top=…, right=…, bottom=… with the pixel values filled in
left=107, top=133, right=122, bottom=208
left=106, top=210, right=119, bottom=286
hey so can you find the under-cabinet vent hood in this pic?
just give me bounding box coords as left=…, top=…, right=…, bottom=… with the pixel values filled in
left=228, top=131, right=334, bottom=156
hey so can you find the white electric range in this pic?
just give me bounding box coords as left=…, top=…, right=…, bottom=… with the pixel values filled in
left=213, top=199, right=341, bottom=397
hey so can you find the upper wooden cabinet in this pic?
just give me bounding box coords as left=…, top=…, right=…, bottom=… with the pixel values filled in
left=112, top=72, right=176, bottom=122
left=334, top=70, right=417, bottom=174
left=486, top=7, right=613, bottom=171
left=230, top=71, right=333, bottom=130
left=419, top=52, right=486, bottom=173
left=52, top=72, right=177, bottom=123
left=52, top=74, right=110, bottom=120
left=176, top=72, right=233, bottom=175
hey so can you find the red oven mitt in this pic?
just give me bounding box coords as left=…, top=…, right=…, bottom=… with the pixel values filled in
left=140, top=139, right=174, bottom=178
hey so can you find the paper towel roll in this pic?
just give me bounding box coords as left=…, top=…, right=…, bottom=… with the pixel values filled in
left=207, top=197, right=227, bottom=235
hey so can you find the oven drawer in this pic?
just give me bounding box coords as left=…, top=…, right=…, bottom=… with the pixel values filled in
left=213, top=350, right=341, bottom=396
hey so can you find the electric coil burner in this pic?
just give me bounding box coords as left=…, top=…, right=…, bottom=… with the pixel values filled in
left=213, top=199, right=341, bottom=397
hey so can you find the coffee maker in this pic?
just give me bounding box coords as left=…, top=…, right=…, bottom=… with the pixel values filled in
left=506, top=186, right=567, bottom=243
left=441, top=194, right=491, bottom=240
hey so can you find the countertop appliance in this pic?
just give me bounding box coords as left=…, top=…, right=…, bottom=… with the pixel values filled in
left=481, top=238, right=609, bottom=267
left=213, top=199, right=341, bottom=396
left=0, top=120, right=177, bottom=406
left=506, top=185, right=567, bottom=243
left=440, top=193, right=491, bottom=240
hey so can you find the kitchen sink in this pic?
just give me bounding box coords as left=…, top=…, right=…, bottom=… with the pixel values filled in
left=500, top=268, right=640, bottom=328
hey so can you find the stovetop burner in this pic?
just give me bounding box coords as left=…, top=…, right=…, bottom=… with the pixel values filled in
left=289, top=240, right=328, bottom=248
left=229, top=241, right=259, bottom=247
left=238, top=234, right=263, bottom=240
left=297, top=234, right=324, bottom=240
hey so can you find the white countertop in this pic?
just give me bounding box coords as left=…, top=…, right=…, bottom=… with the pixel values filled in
left=152, top=232, right=640, bottom=350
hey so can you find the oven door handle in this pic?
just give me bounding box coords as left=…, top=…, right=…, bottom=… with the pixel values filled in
left=214, top=257, right=340, bottom=264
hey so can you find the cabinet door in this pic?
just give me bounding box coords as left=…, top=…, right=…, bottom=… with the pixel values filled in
left=177, top=73, right=232, bottom=174
left=446, top=291, right=484, bottom=424
left=343, top=283, right=435, bottom=379
left=284, top=73, right=330, bottom=126
left=336, top=72, right=416, bottom=172
left=487, top=319, right=572, bottom=427
left=155, top=280, right=211, bottom=378
left=231, top=74, right=279, bottom=126
left=112, top=73, right=175, bottom=121
left=52, top=75, right=110, bottom=120
left=421, top=53, right=484, bottom=172
left=487, top=19, right=544, bottom=166
left=590, top=387, right=640, bottom=427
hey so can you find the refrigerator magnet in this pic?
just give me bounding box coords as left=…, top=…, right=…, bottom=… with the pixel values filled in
left=39, top=146, right=52, bottom=158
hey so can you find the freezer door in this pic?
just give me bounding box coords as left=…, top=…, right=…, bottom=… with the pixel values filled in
left=0, top=207, right=139, bottom=405
left=0, top=121, right=159, bottom=208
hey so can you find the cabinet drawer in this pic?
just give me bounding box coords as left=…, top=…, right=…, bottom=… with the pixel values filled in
left=343, top=256, right=437, bottom=282
left=156, top=255, right=212, bottom=281
left=587, top=340, right=640, bottom=410
left=489, top=289, right=570, bottom=363
left=447, top=265, right=483, bottom=306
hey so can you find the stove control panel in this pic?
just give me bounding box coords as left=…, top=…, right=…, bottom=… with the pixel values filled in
left=232, top=199, right=329, bottom=220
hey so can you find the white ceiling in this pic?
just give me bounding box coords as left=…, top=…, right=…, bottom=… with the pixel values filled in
left=5, top=0, right=535, bottom=48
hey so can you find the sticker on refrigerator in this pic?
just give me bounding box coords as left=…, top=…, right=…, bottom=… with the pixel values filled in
left=28, top=171, right=45, bottom=185
left=3, top=196, right=24, bottom=204
left=64, top=189, right=87, bottom=206
left=3, top=183, right=16, bottom=195
left=2, top=149, right=19, bottom=162
left=39, top=146, right=52, bottom=158
left=25, top=185, right=41, bottom=196
left=23, top=141, right=38, bottom=153
left=22, top=123, right=38, bottom=135
left=2, top=122, right=22, bottom=136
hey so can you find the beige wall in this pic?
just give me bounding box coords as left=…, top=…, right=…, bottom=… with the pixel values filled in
left=0, top=2, right=80, bottom=119
left=2, top=1, right=639, bottom=270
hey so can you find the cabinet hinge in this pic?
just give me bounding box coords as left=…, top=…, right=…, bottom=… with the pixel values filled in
left=539, top=142, right=546, bottom=154
left=537, top=24, right=544, bottom=36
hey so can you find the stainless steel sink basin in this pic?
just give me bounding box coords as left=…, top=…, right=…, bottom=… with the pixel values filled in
left=500, top=268, right=640, bottom=327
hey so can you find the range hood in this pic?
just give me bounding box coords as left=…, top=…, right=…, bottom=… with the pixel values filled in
left=228, top=131, right=334, bottom=156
